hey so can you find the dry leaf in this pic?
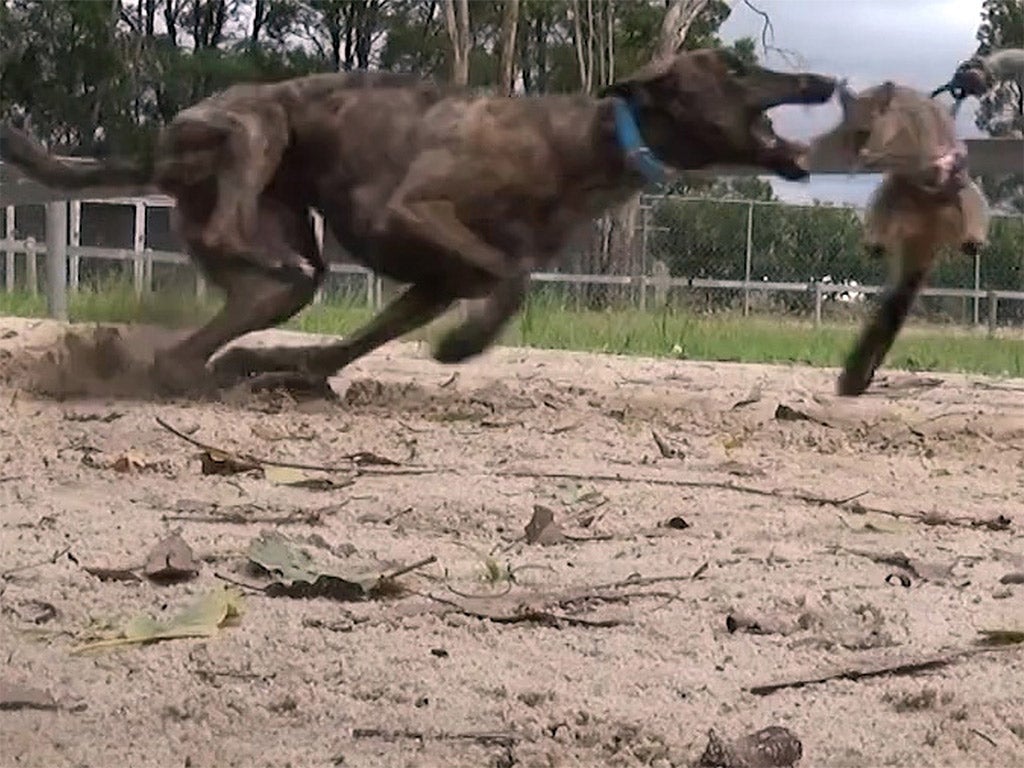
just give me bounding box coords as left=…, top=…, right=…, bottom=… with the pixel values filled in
left=774, top=404, right=813, bottom=422
left=977, top=628, right=1024, bottom=646
left=651, top=430, right=684, bottom=459
left=0, top=680, right=58, bottom=711
left=345, top=451, right=400, bottom=467
left=71, top=588, right=244, bottom=654
left=698, top=726, right=803, bottom=768
left=109, top=453, right=159, bottom=473
left=730, top=385, right=763, bottom=410
left=525, top=505, right=566, bottom=546
left=143, top=533, right=199, bottom=583
left=200, top=450, right=259, bottom=476
left=247, top=530, right=370, bottom=602
left=716, top=460, right=764, bottom=477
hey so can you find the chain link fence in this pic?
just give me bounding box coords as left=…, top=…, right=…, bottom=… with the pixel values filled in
left=2, top=193, right=1023, bottom=328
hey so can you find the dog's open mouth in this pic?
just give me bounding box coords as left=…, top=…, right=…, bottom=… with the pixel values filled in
left=752, top=119, right=811, bottom=180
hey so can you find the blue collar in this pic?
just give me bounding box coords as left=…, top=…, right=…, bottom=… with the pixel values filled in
left=612, top=97, right=669, bottom=185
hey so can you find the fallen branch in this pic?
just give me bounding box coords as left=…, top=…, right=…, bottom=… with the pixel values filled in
left=155, top=416, right=431, bottom=477
left=748, top=645, right=1022, bottom=696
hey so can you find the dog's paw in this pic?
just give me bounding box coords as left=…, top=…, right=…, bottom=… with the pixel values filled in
left=434, top=327, right=487, bottom=365
left=151, top=352, right=216, bottom=397
left=836, top=366, right=873, bottom=397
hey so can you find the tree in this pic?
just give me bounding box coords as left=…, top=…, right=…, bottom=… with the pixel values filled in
left=497, top=0, right=521, bottom=94
left=443, top=0, right=471, bottom=85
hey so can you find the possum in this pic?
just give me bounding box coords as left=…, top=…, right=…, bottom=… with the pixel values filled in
left=808, top=80, right=991, bottom=397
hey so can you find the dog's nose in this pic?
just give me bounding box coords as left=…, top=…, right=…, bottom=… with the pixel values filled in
left=800, top=75, right=837, bottom=102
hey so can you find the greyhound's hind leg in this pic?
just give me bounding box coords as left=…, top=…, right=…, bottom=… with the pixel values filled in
left=152, top=199, right=322, bottom=395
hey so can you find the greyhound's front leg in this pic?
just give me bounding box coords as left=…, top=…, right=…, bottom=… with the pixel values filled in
left=214, top=283, right=454, bottom=387
left=434, top=271, right=529, bottom=364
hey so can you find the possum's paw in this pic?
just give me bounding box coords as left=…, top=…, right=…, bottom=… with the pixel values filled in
left=960, top=239, right=984, bottom=256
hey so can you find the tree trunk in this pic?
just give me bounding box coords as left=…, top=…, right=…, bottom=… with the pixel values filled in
left=497, top=0, right=520, bottom=96
left=443, top=0, right=471, bottom=86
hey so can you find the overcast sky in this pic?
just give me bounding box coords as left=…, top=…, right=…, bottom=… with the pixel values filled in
left=717, top=0, right=986, bottom=205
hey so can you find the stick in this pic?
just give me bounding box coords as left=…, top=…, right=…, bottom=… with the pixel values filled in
left=747, top=645, right=1022, bottom=696
left=381, top=555, right=437, bottom=581
left=497, top=468, right=1005, bottom=529
left=155, top=416, right=432, bottom=476
left=352, top=727, right=516, bottom=746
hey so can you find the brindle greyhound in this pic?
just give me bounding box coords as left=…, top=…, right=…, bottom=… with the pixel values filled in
left=808, top=81, right=991, bottom=397
left=931, top=48, right=1024, bottom=117
left=1, top=51, right=835, bottom=395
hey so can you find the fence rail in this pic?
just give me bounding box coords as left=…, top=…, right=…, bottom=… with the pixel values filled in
left=2, top=235, right=1022, bottom=334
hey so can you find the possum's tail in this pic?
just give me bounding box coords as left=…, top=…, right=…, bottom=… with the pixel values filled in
left=0, top=123, right=156, bottom=196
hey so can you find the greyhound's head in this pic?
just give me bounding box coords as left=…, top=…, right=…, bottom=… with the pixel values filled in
left=600, top=48, right=836, bottom=181
left=931, top=57, right=990, bottom=102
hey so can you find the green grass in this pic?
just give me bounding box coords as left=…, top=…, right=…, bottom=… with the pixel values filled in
left=1, top=285, right=1021, bottom=378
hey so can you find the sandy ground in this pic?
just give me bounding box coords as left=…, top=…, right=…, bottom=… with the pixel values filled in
left=0, top=315, right=1022, bottom=768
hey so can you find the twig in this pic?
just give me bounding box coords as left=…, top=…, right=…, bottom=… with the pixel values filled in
left=352, top=727, right=517, bottom=747
left=741, top=0, right=807, bottom=69
left=213, top=571, right=268, bottom=593
left=381, top=556, right=437, bottom=581
left=497, top=468, right=1007, bottom=530
left=420, top=592, right=624, bottom=628
left=2, top=546, right=72, bottom=578
left=497, top=468, right=864, bottom=507
left=155, top=416, right=432, bottom=476
left=970, top=728, right=998, bottom=748
left=748, top=645, right=1022, bottom=696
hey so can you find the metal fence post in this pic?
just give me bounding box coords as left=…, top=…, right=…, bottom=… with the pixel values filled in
left=132, top=201, right=146, bottom=296
left=69, top=201, right=81, bottom=292
left=4, top=206, right=14, bottom=293
left=987, top=290, right=998, bottom=336
left=743, top=201, right=754, bottom=317
left=44, top=201, right=68, bottom=320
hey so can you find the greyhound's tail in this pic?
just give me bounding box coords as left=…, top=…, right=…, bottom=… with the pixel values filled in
left=0, top=123, right=156, bottom=195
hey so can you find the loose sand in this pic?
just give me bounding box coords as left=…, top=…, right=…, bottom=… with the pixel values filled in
left=1, top=316, right=1021, bottom=768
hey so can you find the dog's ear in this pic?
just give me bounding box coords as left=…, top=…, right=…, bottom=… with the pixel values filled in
left=876, top=81, right=897, bottom=112
left=599, top=59, right=675, bottom=107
